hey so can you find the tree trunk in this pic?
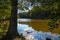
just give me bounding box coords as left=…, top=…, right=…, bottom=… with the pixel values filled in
left=2, top=0, right=19, bottom=40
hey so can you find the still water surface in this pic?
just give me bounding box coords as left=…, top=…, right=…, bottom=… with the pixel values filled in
left=17, top=18, right=60, bottom=33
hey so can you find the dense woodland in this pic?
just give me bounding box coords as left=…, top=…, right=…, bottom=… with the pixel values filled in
left=0, top=0, right=60, bottom=40
left=18, top=0, right=60, bottom=19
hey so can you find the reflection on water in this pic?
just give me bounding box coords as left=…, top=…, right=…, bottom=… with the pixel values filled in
left=17, top=19, right=31, bottom=22
left=17, top=18, right=60, bottom=33
left=17, top=18, right=60, bottom=40
left=17, top=24, right=35, bottom=34
left=17, top=23, right=60, bottom=40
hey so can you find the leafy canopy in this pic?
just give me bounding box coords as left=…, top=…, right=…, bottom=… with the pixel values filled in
left=0, top=0, right=11, bottom=19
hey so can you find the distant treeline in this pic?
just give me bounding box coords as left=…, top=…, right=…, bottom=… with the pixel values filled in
left=18, top=11, right=60, bottom=19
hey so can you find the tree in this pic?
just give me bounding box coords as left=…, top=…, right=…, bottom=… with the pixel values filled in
left=0, top=0, right=11, bottom=19
left=2, top=0, right=19, bottom=40
left=0, top=0, right=11, bottom=39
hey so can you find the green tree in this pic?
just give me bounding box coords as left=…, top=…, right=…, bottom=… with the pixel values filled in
left=0, top=0, right=11, bottom=19
left=1, top=0, right=19, bottom=40
left=0, top=0, right=11, bottom=39
left=24, top=0, right=60, bottom=30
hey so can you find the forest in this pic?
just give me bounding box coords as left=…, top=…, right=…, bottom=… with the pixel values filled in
left=0, top=0, right=60, bottom=40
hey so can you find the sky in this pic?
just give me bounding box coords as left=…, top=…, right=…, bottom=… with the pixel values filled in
left=18, top=0, right=40, bottom=13
left=18, top=0, right=32, bottom=13
left=17, top=24, right=60, bottom=40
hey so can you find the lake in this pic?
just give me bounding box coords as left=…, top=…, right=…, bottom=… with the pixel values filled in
left=17, top=18, right=60, bottom=33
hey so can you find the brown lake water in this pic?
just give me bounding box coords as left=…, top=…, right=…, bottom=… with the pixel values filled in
left=17, top=19, right=60, bottom=33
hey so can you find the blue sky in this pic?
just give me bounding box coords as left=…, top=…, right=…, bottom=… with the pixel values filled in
left=18, top=0, right=40, bottom=13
